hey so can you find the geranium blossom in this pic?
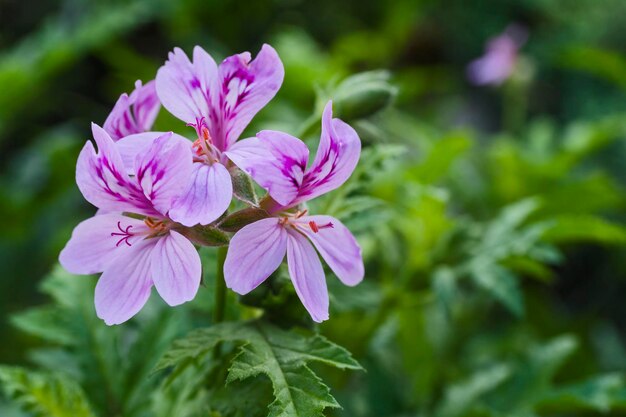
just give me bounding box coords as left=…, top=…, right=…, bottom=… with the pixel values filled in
left=103, top=80, right=161, bottom=140
left=224, top=101, right=364, bottom=322
left=149, top=44, right=284, bottom=226
left=59, top=124, right=201, bottom=325
left=467, top=24, right=528, bottom=86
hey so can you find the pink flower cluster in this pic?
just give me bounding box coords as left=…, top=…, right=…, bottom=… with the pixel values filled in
left=60, top=45, right=364, bottom=325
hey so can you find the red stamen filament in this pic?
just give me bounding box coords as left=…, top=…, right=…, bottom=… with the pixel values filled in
left=308, top=221, right=333, bottom=233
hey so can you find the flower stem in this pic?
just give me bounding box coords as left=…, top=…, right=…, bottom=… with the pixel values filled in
left=214, top=246, right=227, bottom=323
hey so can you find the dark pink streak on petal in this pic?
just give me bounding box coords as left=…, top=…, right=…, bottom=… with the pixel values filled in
left=212, top=44, right=284, bottom=151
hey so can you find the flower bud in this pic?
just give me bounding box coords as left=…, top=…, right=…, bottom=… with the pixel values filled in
left=230, top=167, right=258, bottom=206
left=219, top=207, right=270, bottom=232
left=332, top=70, right=397, bottom=120
left=177, top=225, right=230, bottom=247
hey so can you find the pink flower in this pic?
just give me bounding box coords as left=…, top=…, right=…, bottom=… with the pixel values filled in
left=467, top=24, right=528, bottom=86
left=59, top=124, right=201, bottom=325
left=144, top=44, right=285, bottom=226
left=103, top=80, right=161, bottom=140
left=223, top=101, right=364, bottom=322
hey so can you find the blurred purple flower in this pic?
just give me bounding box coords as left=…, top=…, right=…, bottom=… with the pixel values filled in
left=146, top=44, right=285, bottom=226
left=223, top=101, right=364, bottom=322
left=103, top=80, right=161, bottom=140
left=59, top=124, right=201, bottom=325
left=467, top=24, right=528, bottom=86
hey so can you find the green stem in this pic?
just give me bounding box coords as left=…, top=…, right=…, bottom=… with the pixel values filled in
left=214, top=246, right=227, bottom=323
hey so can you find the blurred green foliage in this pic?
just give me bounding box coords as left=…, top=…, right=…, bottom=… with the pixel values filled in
left=3, top=0, right=626, bottom=416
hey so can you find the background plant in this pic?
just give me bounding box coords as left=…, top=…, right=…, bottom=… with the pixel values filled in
left=3, top=0, right=626, bottom=416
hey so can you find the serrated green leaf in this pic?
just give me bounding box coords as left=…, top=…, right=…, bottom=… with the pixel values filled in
left=157, top=321, right=362, bottom=417
left=154, top=322, right=245, bottom=372
left=0, top=366, right=96, bottom=417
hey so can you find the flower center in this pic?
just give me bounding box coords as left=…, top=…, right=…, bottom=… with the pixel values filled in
left=144, top=217, right=169, bottom=236
left=187, top=116, right=221, bottom=164
left=279, top=210, right=334, bottom=234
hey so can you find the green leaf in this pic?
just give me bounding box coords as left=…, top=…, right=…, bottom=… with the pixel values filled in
left=469, top=264, right=524, bottom=317
left=435, top=364, right=512, bottom=417
left=480, top=335, right=579, bottom=415
left=156, top=321, right=362, bottom=417
left=537, top=373, right=625, bottom=412
left=0, top=366, right=96, bottom=417
left=543, top=214, right=626, bottom=245
left=10, top=306, right=74, bottom=345
left=408, top=131, right=472, bottom=184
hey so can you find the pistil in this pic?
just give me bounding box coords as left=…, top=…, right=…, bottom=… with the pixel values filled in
left=111, top=221, right=134, bottom=247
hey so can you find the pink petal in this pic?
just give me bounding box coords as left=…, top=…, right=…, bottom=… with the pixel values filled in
left=296, top=215, right=364, bottom=286
left=59, top=213, right=149, bottom=275
left=286, top=229, right=329, bottom=323
left=76, top=124, right=156, bottom=215
left=134, top=132, right=194, bottom=215
left=168, top=162, right=232, bottom=226
left=295, top=101, right=361, bottom=204
left=212, top=44, right=284, bottom=151
left=151, top=230, right=201, bottom=306
left=224, top=218, right=287, bottom=294
left=116, top=131, right=191, bottom=174
left=103, top=93, right=132, bottom=141
left=156, top=46, right=217, bottom=124
left=103, top=80, right=160, bottom=140
left=95, top=238, right=156, bottom=325
left=132, top=80, right=161, bottom=132
left=226, top=132, right=308, bottom=206
left=467, top=26, right=525, bottom=86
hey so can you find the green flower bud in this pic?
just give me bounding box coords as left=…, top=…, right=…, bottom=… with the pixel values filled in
left=333, top=70, right=397, bottom=120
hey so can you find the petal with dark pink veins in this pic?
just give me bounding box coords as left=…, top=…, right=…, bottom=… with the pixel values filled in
left=59, top=213, right=149, bottom=275
left=134, top=132, right=194, bottom=216
left=212, top=44, right=284, bottom=151
left=151, top=231, right=201, bottom=306
left=226, top=131, right=308, bottom=207
left=95, top=238, right=156, bottom=325
left=103, top=80, right=160, bottom=140
left=156, top=46, right=217, bottom=124
left=224, top=218, right=287, bottom=294
left=297, top=215, right=364, bottom=286
left=168, top=162, right=232, bottom=226
left=295, top=101, right=361, bottom=204
left=76, top=123, right=156, bottom=216
left=286, top=229, right=329, bottom=323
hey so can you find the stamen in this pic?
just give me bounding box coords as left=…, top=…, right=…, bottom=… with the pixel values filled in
left=144, top=217, right=168, bottom=235
left=308, top=221, right=334, bottom=233
left=201, top=126, right=211, bottom=141
left=111, top=221, right=134, bottom=247
left=295, top=209, right=308, bottom=219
